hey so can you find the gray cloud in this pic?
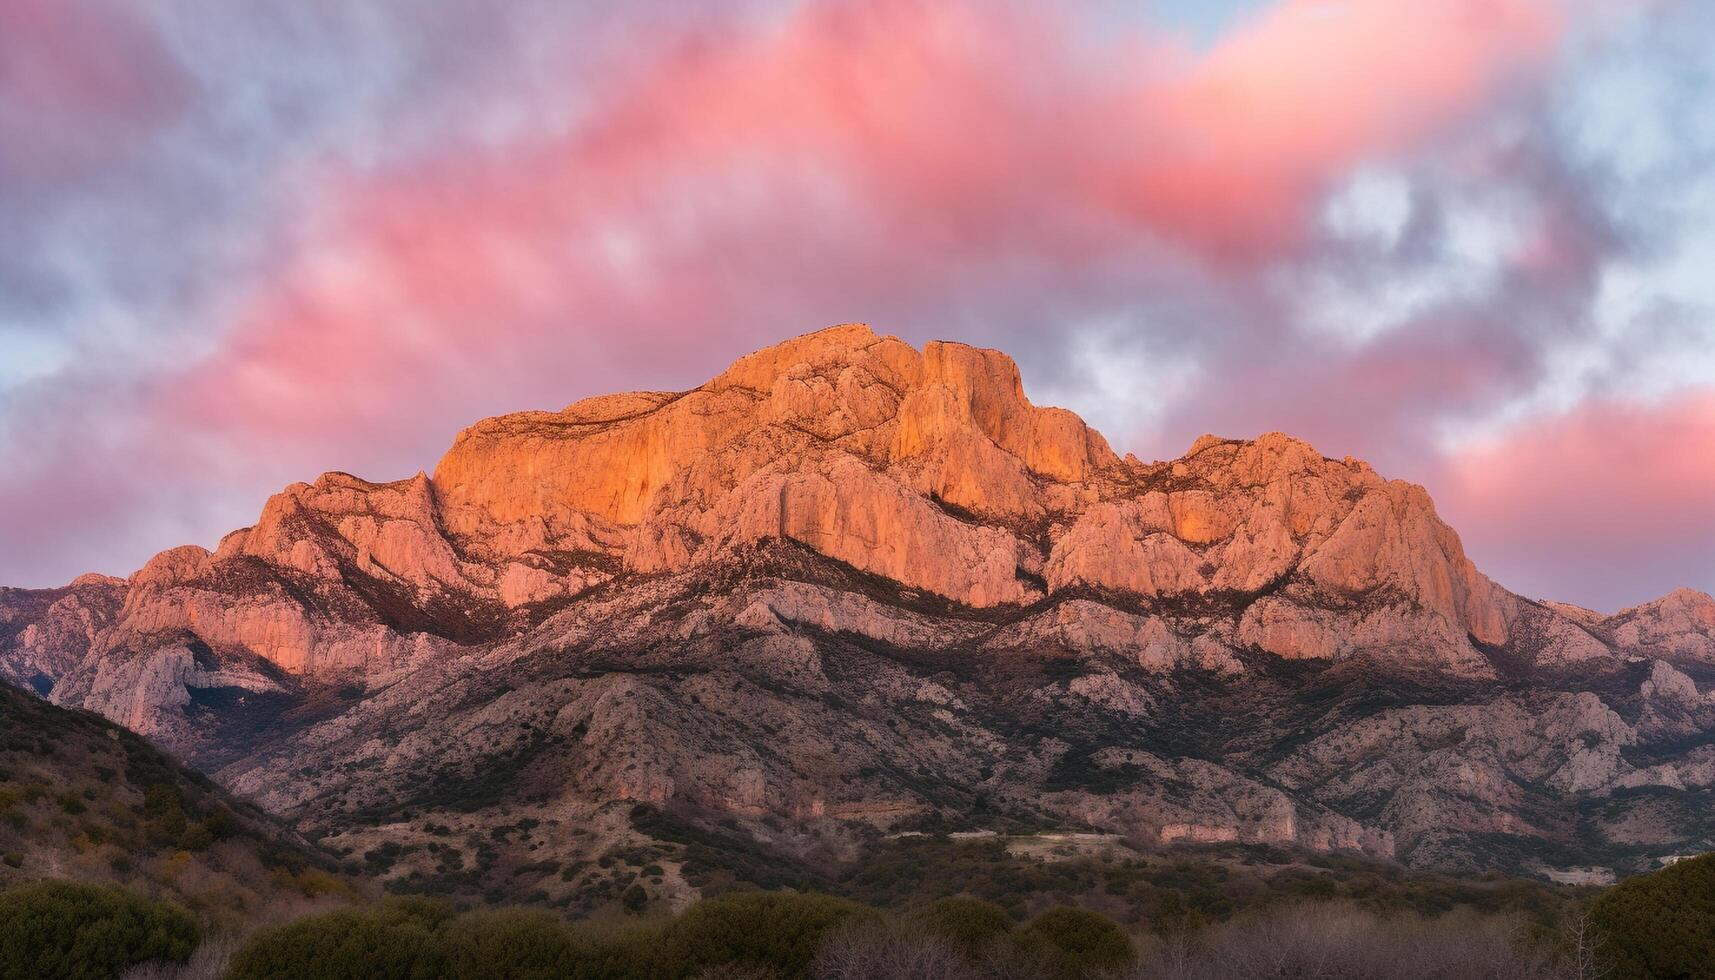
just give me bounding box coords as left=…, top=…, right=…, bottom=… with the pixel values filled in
left=0, top=0, right=1710, bottom=611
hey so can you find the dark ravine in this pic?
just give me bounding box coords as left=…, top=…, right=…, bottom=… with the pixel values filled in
left=3, top=324, right=1714, bottom=908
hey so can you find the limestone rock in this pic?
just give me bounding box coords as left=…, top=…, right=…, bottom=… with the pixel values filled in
left=992, top=600, right=1191, bottom=670
left=72, top=643, right=285, bottom=750
left=0, top=575, right=125, bottom=693
left=635, top=457, right=1036, bottom=607
left=1637, top=659, right=1715, bottom=740
left=14, top=326, right=1571, bottom=681
left=727, top=581, right=979, bottom=650
left=1602, top=588, right=1715, bottom=664
left=4, top=324, right=1711, bottom=883
left=1236, top=594, right=1494, bottom=676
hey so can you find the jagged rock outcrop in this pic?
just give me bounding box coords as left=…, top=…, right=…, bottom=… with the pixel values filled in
left=5, top=326, right=1550, bottom=683
left=3, top=324, right=1712, bottom=887
left=1599, top=588, right=1715, bottom=664
left=0, top=573, right=124, bottom=694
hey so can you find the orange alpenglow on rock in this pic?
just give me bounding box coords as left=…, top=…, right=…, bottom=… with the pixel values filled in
left=7, top=323, right=1648, bottom=698
left=6, top=325, right=1714, bottom=870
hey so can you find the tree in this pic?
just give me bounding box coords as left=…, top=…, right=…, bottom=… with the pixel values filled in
left=659, top=891, right=880, bottom=977
left=1013, top=906, right=1134, bottom=978
left=622, top=883, right=649, bottom=913
left=0, top=880, right=198, bottom=980
left=436, top=909, right=580, bottom=980
left=907, top=897, right=1013, bottom=953
left=224, top=907, right=446, bottom=980
left=1590, top=853, right=1715, bottom=979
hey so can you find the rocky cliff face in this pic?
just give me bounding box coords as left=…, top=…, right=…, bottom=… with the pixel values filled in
left=3, top=325, right=1712, bottom=898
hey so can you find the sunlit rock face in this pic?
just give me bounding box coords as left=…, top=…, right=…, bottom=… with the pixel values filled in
left=1599, top=589, right=1715, bottom=664
left=435, top=324, right=1113, bottom=607
left=4, top=324, right=1713, bottom=878
left=435, top=322, right=1515, bottom=665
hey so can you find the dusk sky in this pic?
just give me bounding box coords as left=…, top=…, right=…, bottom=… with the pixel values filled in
left=1, top=0, right=1711, bottom=611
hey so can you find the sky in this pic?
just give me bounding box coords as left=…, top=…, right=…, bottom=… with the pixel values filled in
left=1, top=0, right=1712, bottom=612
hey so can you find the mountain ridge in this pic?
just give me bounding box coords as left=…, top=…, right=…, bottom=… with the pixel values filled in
left=4, top=324, right=1714, bottom=901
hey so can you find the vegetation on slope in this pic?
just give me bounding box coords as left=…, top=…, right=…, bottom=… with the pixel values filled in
left=616, top=803, right=1588, bottom=935
left=0, top=880, right=197, bottom=980
left=1590, top=852, right=1715, bottom=979
left=0, top=681, right=354, bottom=930
left=221, top=891, right=1169, bottom=980
left=3, top=884, right=1612, bottom=980
left=13, top=848, right=1711, bottom=979
left=8, top=662, right=1712, bottom=978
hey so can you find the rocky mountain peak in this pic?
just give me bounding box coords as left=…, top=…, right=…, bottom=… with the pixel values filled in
left=1648, top=588, right=1715, bottom=618
left=5, top=325, right=1714, bottom=881
left=425, top=325, right=1125, bottom=607
left=1600, top=587, right=1715, bottom=664
left=3, top=325, right=1615, bottom=684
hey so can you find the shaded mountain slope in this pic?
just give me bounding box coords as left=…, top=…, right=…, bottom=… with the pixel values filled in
left=0, top=680, right=350, bottom=927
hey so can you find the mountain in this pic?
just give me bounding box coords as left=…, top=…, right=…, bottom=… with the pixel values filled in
left=3, top=324, right=1713, bottom=906
left=0, top=678, right=349, bottom=924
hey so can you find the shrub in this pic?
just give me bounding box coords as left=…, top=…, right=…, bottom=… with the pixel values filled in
left=200, top=810, right=233, bottom=841
left=375, top=896, right=458, bottom=931
left=1014, top=906, right=1133, bottom=978
left=228, top=900, right=684, bottom=980
left=687, top=967, right=780, bottom=980
left=559, top=919, right=662, bottom=979
left=907, top=897, right=1012, bottom=953
left=436, top=909, right=580, bottom=980
left=178, top=823, right=215, bottom=853
left=139, top=790, right=186, bottom=843
left=290, top=870, right=352, bottom=900
left=812, top=928, right=979, bottom=980
left=1148, top=890, right=1207, bottom=936
left=224, top=907, right=446, bottom=980
left=142, top=785, right=181, bottom=819
left=115, top=935, right=236, bottom=980
left=1, top=852, right=20, bottom=868
left=1590, top=852, right=1715, bottom=980
left=622, top=883, right=649, bottom=913
left=0, top=879, right=198, bottom=980
left=1125, top=904, right=1562, bottom=980
left=660, top=892, right=881, bottom=978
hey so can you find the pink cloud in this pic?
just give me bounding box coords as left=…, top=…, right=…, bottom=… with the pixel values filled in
left=159, top=0, right=1567, bottom=453
left=0, top=0, right=192, bottom=183
left=1432, top=389, right=1715, bottom=610
left=1133, top=0, right=1560, bottom=257
left=19, top=0, right=1655, bottom=604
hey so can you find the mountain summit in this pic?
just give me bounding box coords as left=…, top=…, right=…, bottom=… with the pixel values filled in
left=4, top=326, right=1713, bottom=896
